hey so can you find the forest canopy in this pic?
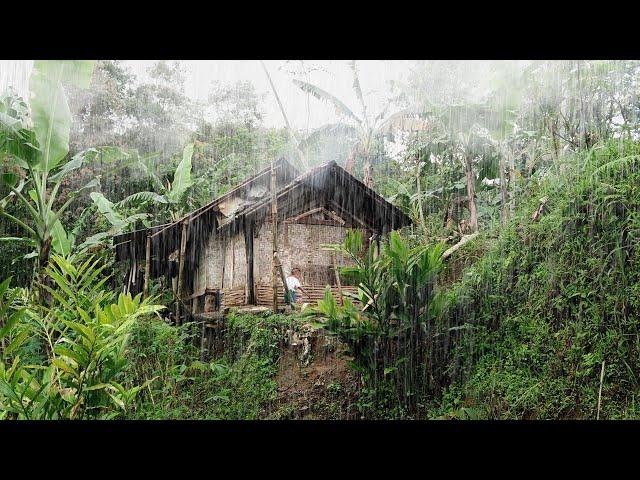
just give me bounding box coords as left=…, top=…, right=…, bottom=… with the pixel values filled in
left=1, top=60, right=639, bottom=420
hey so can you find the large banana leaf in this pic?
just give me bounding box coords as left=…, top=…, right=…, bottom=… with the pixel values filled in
left=90, top=192, right=125, bottom=229
left=348, top=61, right=369, bottom=126
left=49, top=146, right=129, bottom=182
left=292, top=79, right=361, bottom=125
left=166, top=143, right=194, bottom=203
left=51, top=219, right=72, bottom=255
left=298, top=123, right=358, bottom=151
left=29, top=60, right=95, bottom=173
left=116, top=191, right=168, bottom=208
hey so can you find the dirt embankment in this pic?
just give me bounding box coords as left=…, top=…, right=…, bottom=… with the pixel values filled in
left=268, top=329, right=361, bottom=420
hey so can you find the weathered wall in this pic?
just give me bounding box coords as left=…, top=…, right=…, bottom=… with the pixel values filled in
left=222, top=232, right=247, bottom=289
left=194, top=217, right=366, bottom=309
left=193, top=234, right=225, bottom=295
left=253, top=221, right=354, bottom=286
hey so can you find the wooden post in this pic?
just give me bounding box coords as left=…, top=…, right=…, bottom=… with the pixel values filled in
left=271, top=158, right=279, bottom=312
left=331, top=252, right=343, bottom=306
left=274, top=252, right=289, bottom=301
left=244, top=220, right=256, bottom=305
left=499, top=146, right=508, bottom=227
left=143, top=234, right=151, bottom=298
left=176, top=221, right=189, bottom=326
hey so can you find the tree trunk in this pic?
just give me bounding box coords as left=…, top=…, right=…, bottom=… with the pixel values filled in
left=464, top=154, right=478, bottom=233
left=363, top=160, right=374, bottom=189
left=499, top=149, right=508, bottom=227
left=345, top=148, right=356, bottom=174
left=35, top=236, right=53, bottom=304
left=508, top=149, right=516, bottom=217
left=271, top=159, right=278, bottom=313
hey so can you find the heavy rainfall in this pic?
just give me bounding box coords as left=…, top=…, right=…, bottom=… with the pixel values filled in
left=1, top=60, right=639, bottom=420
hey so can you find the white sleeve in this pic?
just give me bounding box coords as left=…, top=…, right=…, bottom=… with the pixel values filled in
left=293, top=277, right=301, bottom=289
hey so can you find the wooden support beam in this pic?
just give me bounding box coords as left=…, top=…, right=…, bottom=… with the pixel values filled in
left=331, top=252, right=343, bottom=306
left=270, top=160, right=280, bottom=312
left=244, top=219, right=256, bottom=305
left=176, top=221, right=189, bottom=326
left=143, top=234, right=151, bottom=298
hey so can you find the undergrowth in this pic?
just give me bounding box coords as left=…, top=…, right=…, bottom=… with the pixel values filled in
left=126, top=311, right=292, bottom=419
left=434, top=139, right=640, bottom=419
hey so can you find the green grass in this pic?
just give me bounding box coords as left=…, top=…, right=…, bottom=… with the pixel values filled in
left=435, top=140, right=640, bottom=419
left=125, top=311, right=295, bottom=420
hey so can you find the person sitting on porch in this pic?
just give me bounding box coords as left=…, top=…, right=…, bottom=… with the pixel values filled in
left=285, top=267, right=308, bottom=305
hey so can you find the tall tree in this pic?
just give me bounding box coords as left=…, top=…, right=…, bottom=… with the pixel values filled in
left=293, top=60, right=420, bottom=188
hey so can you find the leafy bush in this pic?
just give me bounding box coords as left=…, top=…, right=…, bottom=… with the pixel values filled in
left=0, top=254, right=164, bottom=419
left=438, top=140, right=640, bottom=419
left=126, top=312, right=290, bottom=419
left=315, top=230, right=444, bottom=417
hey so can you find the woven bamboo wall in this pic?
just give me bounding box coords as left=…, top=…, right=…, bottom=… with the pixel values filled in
left=221, top=285, right=246, bottom=308
left=253, top=221, right=352, bottom=285
left=255, top=282, right=359, bottom=307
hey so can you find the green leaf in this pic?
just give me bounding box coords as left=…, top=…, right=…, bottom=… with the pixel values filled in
left=53, top=346, right=84, bottom=366
left=0, top=276, right=10, bottom=298
left=0, top=378, right=22, bottom=404
left=292, top=79, right=361, bottom=125
left=51, top=219, right=71, bottom=255
left=52, top=358, right=77, bottom=377
left=0, top=310, right=25, bottom=340
left=0, top=237, right=35, bottom=244
left=90, top=191, right=125, bottom=228
left=166, top=143, right=194, bottom=203
left=29, top=60, right=95, bottom=173
left=49, top=146, right=129, bottom=182
left=1, top=172, right=19, bottom=188
left=4, top=330, right=30, bottom=356
left=116, top=191, right=168, bottom=207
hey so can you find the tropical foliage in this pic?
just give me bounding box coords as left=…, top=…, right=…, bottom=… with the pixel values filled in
left=2, top=59, right=640, bottom=420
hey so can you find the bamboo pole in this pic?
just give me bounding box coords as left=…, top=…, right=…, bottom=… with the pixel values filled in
left=143, top=234, right=151, bottom=298
left=274, top=252, right=289, bottom=299
left=176, top=221, right=189, bottom=326
left=271, top=159, right=279, bottom=312
left=442, top=232, right=479, bottom=260
left=331, top=252, right=343, bottom=306
left=597, top=360, right=606, bottom=420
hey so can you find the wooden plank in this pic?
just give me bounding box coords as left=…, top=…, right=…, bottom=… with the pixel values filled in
left=143, top=234, right=151, bottom=298
left=176, top=221, right=189, bottom=326
left=244, top=219, right=255, bottom=304
left=331, top=252, right=343, bottom=306
left=271, top=159, right=278, bottom=312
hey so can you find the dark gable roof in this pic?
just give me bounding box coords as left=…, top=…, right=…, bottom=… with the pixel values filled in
left=113, top=159, right=412, bottom=275
left=114, top=157, right=298, bottom=263
left=223, top=161, right=411, bottom=234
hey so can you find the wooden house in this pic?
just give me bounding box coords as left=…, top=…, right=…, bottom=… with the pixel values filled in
left=113, top=158, right=411, bottom=319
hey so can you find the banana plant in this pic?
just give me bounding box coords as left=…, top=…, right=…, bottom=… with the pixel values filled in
left=0, top=255, right=164, bottom=419
left=293, top=61, right=426, bottom=187
left=86, top=143, right=195, bottom=248
left=0, top=61, right=103, bottom=272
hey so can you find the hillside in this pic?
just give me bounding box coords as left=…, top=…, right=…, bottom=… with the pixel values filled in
left=435, top=140, right=640, bottom=419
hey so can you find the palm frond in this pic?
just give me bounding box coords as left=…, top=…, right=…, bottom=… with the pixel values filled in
left=377, top=109, right=429, bottom=134
left=292, top=79, right=361, bottom=125
left=298, top=123, right=359, bottom=151
left=348, top=61, right=369, bottom=126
